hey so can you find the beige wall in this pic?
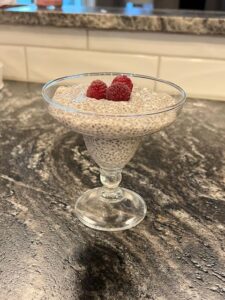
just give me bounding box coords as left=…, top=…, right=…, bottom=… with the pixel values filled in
left=0, top=25, right=225, bottom=100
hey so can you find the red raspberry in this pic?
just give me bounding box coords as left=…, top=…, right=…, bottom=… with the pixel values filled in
left=112, top=75, right=133, bottom=91
left=86, top=80, right=107, bottom=100
left=106, top=83, right=131, bottom=101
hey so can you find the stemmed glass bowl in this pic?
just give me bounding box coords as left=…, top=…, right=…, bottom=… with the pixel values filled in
left=42, top=72, right=186, bottom=231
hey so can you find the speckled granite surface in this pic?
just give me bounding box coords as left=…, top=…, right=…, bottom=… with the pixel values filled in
left=1, top=6, right=225, bottom=35
left=0, top=81, right=224, bottom=299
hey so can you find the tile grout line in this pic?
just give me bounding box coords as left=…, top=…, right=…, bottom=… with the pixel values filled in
left=24, top=46, right=29, bottom=82
left=156, top=56, right=161, bottom=78
left=86, top=30, right=90, bottom=50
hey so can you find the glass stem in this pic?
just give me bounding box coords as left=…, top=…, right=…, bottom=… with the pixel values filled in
left=100, top=168, right=123, bottom=202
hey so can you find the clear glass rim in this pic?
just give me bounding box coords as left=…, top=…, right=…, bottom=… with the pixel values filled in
left=42, top=72, right=186, bottom=118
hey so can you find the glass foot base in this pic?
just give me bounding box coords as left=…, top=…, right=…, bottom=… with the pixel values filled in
left=75, top=187, right=147, bottom=231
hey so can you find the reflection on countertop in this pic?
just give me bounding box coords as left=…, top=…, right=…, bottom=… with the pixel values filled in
left=0, top=80, right=224, bottom=299
left=0, top=4, right=225, bottom=35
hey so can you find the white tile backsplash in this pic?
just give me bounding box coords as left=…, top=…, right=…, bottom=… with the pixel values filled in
left=26, top=47, right=158, bottom=82
left=0, top=25, right=87, bottom=49
left=0, top=45, right=27, bottom=81
left=159, top=57, right=225, bottom=100
left=89, top=31, right=225, bottom=60
left=0, top=25, right=225, bottom=100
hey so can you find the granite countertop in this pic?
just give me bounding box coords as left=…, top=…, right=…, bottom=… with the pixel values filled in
left=1, top=5, right=225, bottom=35
left=0, top=81, right=225, bottom=299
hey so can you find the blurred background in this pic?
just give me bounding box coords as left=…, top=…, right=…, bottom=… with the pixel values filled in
left=7, top=0, right=225, bottom=11
left=0, top=0, right=225, bottom=100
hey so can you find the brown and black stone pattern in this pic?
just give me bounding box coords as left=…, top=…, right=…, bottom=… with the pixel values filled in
left=0, top=81, right=224, bottom=299
left=0, top=7, right=225, bottom=35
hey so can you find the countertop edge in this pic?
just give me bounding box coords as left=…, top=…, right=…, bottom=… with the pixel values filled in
left=1, top=10, right=225, bottom=35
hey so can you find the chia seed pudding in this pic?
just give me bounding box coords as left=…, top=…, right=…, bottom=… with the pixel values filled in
left=49, top=84, right=178, bottom=168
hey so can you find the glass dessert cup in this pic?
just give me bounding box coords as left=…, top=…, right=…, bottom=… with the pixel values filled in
left=42, top=72, right=186, bottom=231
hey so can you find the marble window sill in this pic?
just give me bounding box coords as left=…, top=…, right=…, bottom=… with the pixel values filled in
left=0, top=5, right=225, bottom=35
